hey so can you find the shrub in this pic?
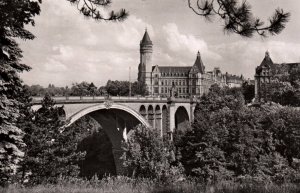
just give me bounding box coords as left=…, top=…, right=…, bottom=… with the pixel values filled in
left=122, top=125, right=184, bottom=181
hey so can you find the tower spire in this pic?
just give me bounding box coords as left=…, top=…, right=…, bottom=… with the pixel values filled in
left=260, top=50, right=273, bottom=67
left=194, top=51, right=205, bottom=74
left=140, top=29, right=152, bottom=45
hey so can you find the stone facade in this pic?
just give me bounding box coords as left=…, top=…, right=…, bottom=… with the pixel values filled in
left=137, top=30, right=244, bottom=97
left=255, top=51, right=300, bottom=102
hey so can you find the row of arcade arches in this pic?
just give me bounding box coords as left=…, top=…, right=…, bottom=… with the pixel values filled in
left=139, top=104, right=190, bottom=137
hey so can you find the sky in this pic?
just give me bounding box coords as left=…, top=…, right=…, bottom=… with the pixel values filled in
left=19, top=0, right=300, bottom=87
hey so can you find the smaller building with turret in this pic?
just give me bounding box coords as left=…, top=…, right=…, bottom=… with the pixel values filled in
left=138, top=30, right=244, bottom=97
left=255, top=51, right=300, bottom=102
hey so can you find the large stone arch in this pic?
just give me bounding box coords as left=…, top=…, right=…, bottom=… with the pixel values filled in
left=66, top=103, right=149, bottom=128
left=174, top=106, right=190, bottom=132
left=65, top=103, right=150, bottom=175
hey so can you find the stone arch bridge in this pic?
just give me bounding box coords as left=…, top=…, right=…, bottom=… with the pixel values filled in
left=31, top=96, right=197, bottom=174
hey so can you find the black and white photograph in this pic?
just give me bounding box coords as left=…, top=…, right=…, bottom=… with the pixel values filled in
left=1, top=0, right=300, bottom=192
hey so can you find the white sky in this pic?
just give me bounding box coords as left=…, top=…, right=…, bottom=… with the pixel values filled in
left=19, top=0, right=300, bottom=87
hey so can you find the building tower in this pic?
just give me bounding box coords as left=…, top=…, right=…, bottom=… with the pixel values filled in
left=138, top=29, right=153, bottom=93
left=255, top=51, right=273, bottom=102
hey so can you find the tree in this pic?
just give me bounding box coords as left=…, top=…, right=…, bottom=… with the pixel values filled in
left=132, top=81, right=149, bottom=96
left=242, top=82, right=255, bottom=104
left=67, top=0, right=128, bottom=21
left=177, top=85, right=300, bottom=183
left=98, top=86, right=107, bottom=96
left=177, top=85, right=246, bottom=181
left=105, top=80, right=130, bottom=96
left=22, top=94, right=87, bottom=184
left=122, top=125, right=183, bottom=180
left=194, top=84, right=245, bottom=117
left=70, top=82, right=90, bottom=96
left=187, top=0, right=290, bottom=37
left=27, top=84, right=46, bottom=96
left=87, top=82, right=98, bottom=96
left=0, top=0, right=41, bottom=185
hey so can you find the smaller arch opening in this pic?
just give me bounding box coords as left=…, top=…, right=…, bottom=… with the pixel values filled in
left=139, top=105, right=147, bottom=119
left=175, top=106, right=189, bottom=133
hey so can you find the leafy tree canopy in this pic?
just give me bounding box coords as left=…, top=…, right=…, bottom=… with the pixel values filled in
left=177, top=85, right=300, bottom=183
left=122, top=125, right=183, bottom=181
left=22, top=94, right=87, bottom=184
left=0, top=0, right=41, bottom=185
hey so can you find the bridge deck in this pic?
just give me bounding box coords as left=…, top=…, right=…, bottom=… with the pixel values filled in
left=31, top=96, right=198, bottom=105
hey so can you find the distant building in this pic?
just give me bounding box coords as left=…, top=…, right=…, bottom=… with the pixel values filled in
left=255, top=51, right=300, bottom=102
left=137, top=30, right=244, bottom=97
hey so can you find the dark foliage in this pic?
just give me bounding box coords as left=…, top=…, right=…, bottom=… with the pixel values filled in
left=0, top=0, right=41, bottom=185
left=122, top=125, right=183, bottom=181
left=105, top=80, right=148, bottom=96
left=21, top=94, right=87, bottom=184
left=242, top=82, right=255, bottom=104
left=177, top=85, right=300, bottom=183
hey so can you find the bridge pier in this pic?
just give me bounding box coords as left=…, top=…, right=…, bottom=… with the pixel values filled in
left=112, top=148, right=127, bottom=175
left=155, top=114, right=162, bottom=136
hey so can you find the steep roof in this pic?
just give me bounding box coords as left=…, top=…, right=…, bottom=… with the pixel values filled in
left=193, top=51, right=205, bottom=74
left=260, top=51, right=273, bottom=68
left=156, top=66, right=191, bottom=74
left=140, top=29, right=152, bottom=45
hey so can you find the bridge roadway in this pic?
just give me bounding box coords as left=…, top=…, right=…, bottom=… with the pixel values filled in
left=31, top=95, right=198, bottom=174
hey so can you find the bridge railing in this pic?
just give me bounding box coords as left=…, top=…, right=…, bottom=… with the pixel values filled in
left=31, top=96, right=173, bottom=103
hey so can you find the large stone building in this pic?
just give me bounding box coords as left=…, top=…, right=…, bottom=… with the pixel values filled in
left=255, top=51, right=300, bottom=102
left=137, top=30, right=244, bottom=97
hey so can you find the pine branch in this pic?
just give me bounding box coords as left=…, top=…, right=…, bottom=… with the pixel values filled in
left=187, top=0, right=290, bottom=37
left=67, top=0, right=128, bottom=22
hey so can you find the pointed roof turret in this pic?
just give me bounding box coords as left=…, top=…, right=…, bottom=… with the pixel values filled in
left=193, top=51, right=205, bottom=74
left=260, top=51, right=273, bottom=67
left=140, top=29, right=152, bottom=45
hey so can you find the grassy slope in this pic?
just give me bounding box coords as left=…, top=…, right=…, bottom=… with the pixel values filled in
left=1, top=177, right=300, bottom=193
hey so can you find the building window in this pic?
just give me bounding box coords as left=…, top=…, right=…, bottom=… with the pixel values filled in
left=154, top=87, right=159, bottom=94
left=154, top=80, right=159, bottom=85
left=155, top=74, right=158, bottom=78
left=165, top=87, right=168, bottom=93
left=161, top=87, right=164, bottom=93
left=161, top=81, right=164, bottom=85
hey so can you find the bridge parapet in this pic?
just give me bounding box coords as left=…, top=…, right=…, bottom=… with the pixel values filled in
left=31, top=96, right=197, bottom=105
